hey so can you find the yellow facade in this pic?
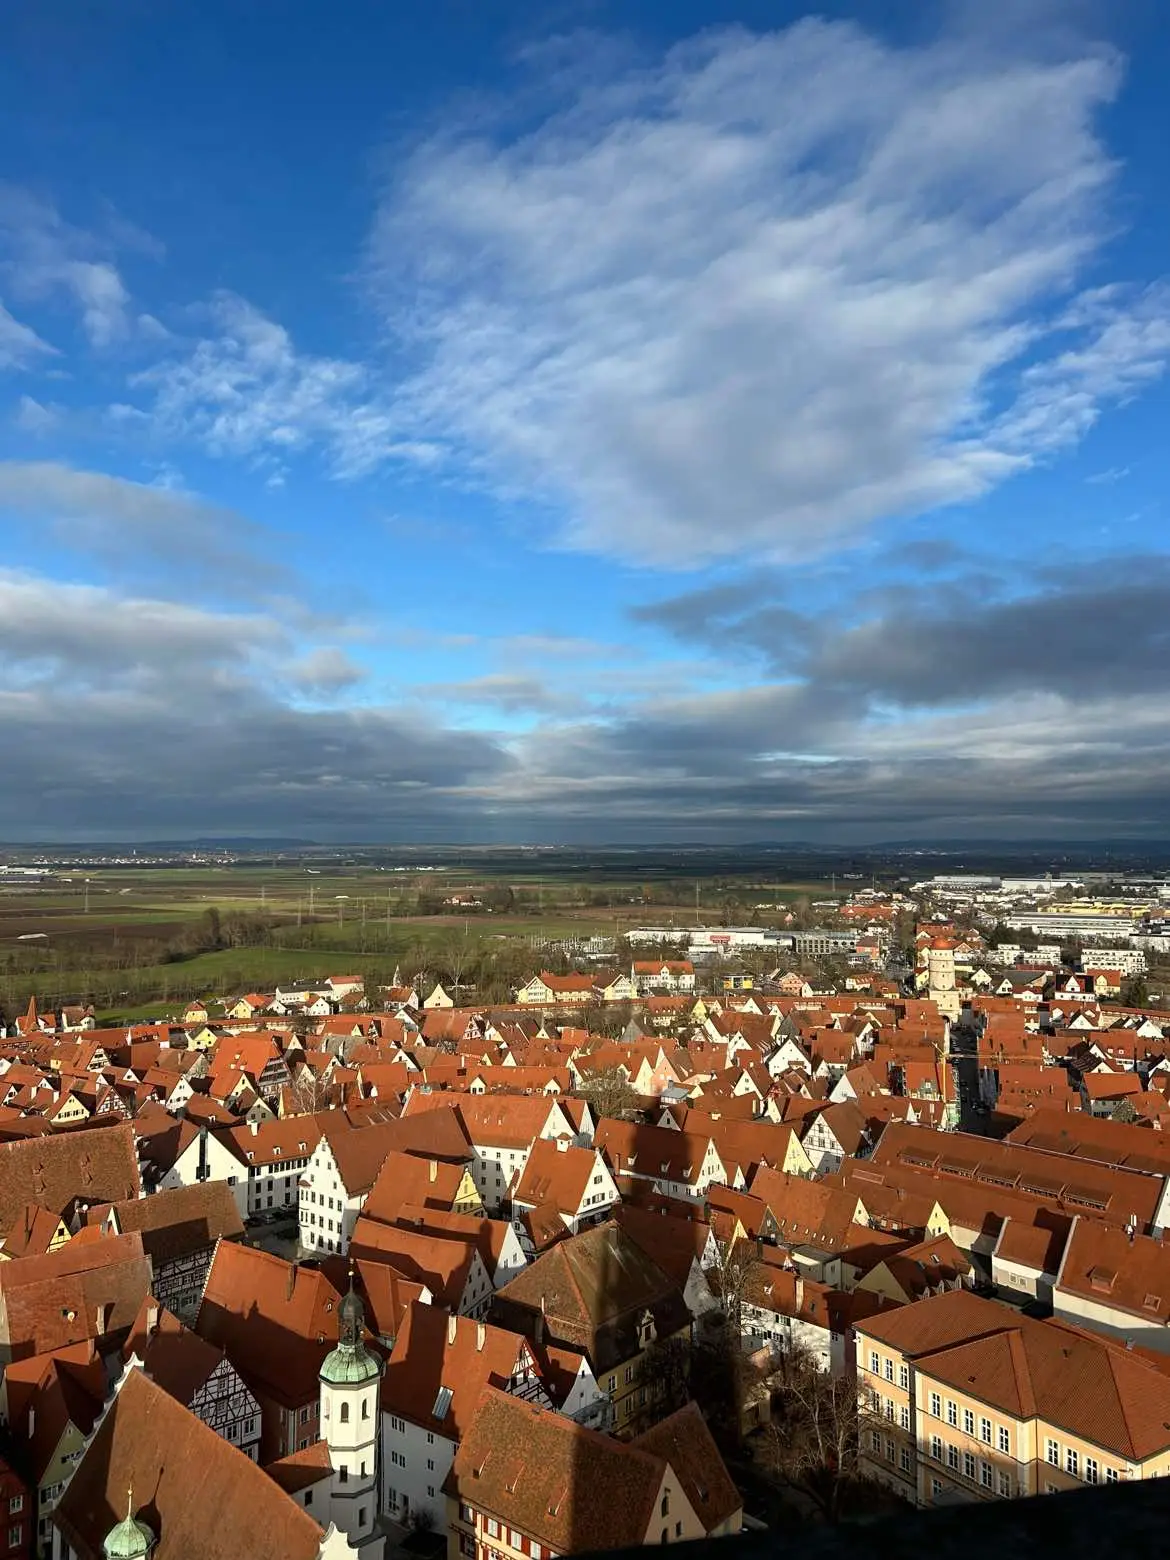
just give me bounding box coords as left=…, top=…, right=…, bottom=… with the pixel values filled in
left=857, top=1333, right=1169, bottom=1509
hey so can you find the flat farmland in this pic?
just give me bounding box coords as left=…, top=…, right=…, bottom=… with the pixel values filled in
left=0, top=855, right=848, bottom=1022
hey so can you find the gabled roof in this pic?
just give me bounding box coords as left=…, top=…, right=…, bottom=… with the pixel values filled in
left=196, top=1243, right=347, bottom=1407
left=0, top=1231, right=152, bottom=1360
left=86, top=1181, right=244, bottom=1266
left=362, top=1150, right=477, bottom=1223
left=52, top=1367, right=327, bottom=1560
left=512, top=1138, right=601, bottom=1213
left=446, top=1386, right=667, bottom=1552
left=632, top=1401, right=741, bottom=1534
left=348, top=1217, right=482, bottom=1308
left=0, top=1122, right=141, bottom=1233
left=3, top=1338, right=107, bottom=1481
left=855, top=1288, right=1170, bottom=1461
left=122, top=1298, right=233, bottom=1408
left=381, top=1301, right=537, bottom=1436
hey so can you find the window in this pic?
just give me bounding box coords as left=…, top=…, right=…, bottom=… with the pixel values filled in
left=359, top=1509, right=367, bottom=1528
left=1106, top=1469, right=1118, bottom=1485
left=885, top=1437, right=896, bottom=1463
left=899, top=1363, right=910, bottom=1391
left=1046, top=1439, right=1059, bottom=1466
left=964, top=1452, right=976, bottom=1481
left=998, top=1426, right=1010, bottom=1455
left=998, top=1471, right=1012, bottom=1498
left=427, top=1432, right=435, bottom=1444
left=980, top=1418, right=992, bottom=1444
left=487, top=1520, right=500, bottom=1539
left=427, top=1459, right=435, bottom=1471
left=339, top=1403, right=350, bottom=1424
left=532, top=1546, right=542, bottom=1560
left=511, top=1532, right=523, bottom=1548
left=930, top=1435, right=943, bottom=1461
left=428, top=1487, right=436, bottom=1499
left=661, top=1493, right=670, bottom=1519
left=362, top=1400, right=369, bottom=1419
left=339, top=1468, right=348, bottom=1485
left=9, top=1499, right=23, bottom=1515
left=884, top=1398, right=895, bottom=1422
left=963, top=1408, right=975, bottom=1436
left=299, top=1407, right=312, bottom=1425
left=872, top=1429, right=883, bottom=1453
left=900, top=1445, right=912, bottom=1474
left=947, top=1445, right=959, bottom=1471
left=929, top=1391, right=942, bottom=1418
left=884, top=1358, right=894, bottom=1382
left=8, top=1528, right=20, bottom=1548
left=980, top=1461, right=993, bottom=1489
left=931, top=1478, right=943, bottom=1500
left=360, top=1462, right=367, bottom=1478
left=870, top=1351, right=880, bottom=1375
left=1066, top=1449, right=1079, bottom=1478
left=900, top=1405, right=911, bottom=1431
left=946, top=1400, right=958, bottom=1427
left=460, top=1504, right=474, bottom=1524
left=1085, top=1458, right=1099, bottom=1485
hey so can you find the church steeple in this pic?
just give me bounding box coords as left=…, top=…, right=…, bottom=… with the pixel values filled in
left=320, top=1267, right=379, bottom=1383
left=319, top=1267, right=383, bottom=1549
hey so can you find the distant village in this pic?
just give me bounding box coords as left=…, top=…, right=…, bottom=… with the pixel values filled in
left=3, top=876, right=1170, bottom=1559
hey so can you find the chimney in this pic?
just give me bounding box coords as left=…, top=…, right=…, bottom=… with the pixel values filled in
left=147, top=1302, right=160, bottom=1333
left=795, top=1275, right=805, bottom=1311
left=448, top=1314, right=458, bottom=1345
left=249, top=1119, right=259, bottom=1136
left=287, top=1262, right=298, bottom=1301
left=476, top=1323, right=486, bottom=1352
left=429, top=1159, right=438, bottom=1183
left=556, top=1139, right=568, bottom=1153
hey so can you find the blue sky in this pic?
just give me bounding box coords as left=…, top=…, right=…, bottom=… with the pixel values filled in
left=1, top=0, right=1169, bottom=842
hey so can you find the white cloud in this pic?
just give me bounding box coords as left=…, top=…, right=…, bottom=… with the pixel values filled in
left=135, top=291, right=410, bottom=478
left=366, top=20, right=1167, bottom=566
left=12, top=394, right=61, bottom=433
left=0, top=186, right=135, bottom=350
left=0, top=300, right=56, bottom=369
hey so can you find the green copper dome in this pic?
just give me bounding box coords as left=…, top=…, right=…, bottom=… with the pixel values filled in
left=104, top=1492, right=153, bottom=1560
left=320, top=1275, right=381, bottom=1386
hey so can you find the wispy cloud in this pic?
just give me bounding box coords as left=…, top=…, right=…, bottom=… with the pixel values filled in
left=364, top=20, right=1167, bottom=567
left=0, top=300, right=56, bottom=369
left=133, top=291, right=417, bottom=479
left=0, top=185, right=135, bottom=349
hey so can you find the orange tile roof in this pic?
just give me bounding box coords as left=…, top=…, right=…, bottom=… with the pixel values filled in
left=53, top=1367, right=327, bottom=1560
left=856, top=1288, right=1170, bottom=1461
left=382, top=1301, right=540, bottom=1435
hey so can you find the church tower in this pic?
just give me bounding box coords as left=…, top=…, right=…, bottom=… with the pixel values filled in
left=320, top=1272, right=383, bottom=1552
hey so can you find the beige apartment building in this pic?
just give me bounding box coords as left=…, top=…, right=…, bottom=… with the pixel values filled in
left=856, top=1289, right=1170, bottom=1508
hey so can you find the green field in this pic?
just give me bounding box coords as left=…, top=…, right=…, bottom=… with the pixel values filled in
left=0, top=854, right=859, bottom=1023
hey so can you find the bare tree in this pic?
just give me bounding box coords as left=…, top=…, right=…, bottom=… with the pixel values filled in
left=577, top=1066, right=638, bottom=1120
left=757, top=1340, right=880, bottom=1522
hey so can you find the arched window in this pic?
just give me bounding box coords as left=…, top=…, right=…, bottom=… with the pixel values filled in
left=340, top=1402, right=350, bottom=1424
left=362, top=1400, right=369, bottom=1420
